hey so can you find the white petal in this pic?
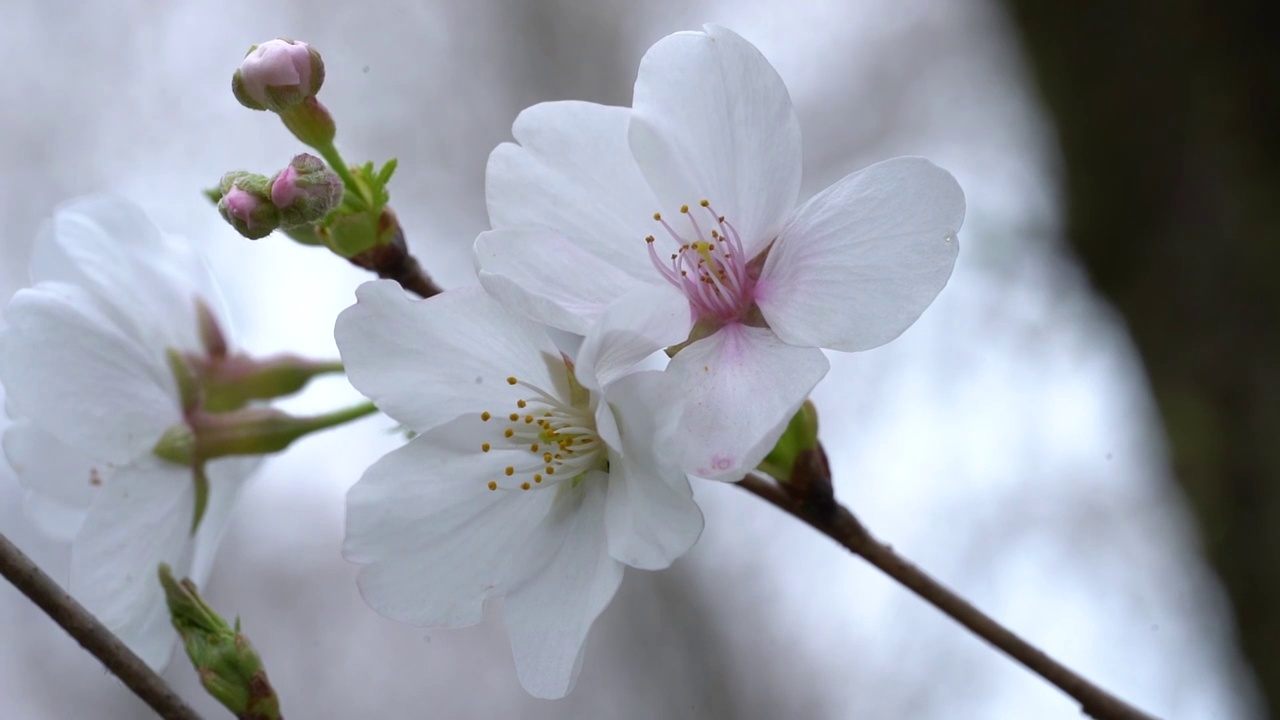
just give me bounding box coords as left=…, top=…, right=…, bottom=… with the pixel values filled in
left=70, top=457, right=196, bottom=670
left=188, top=456, right=258, bottom=585
left=574, top=284, right=692, bottom=390
left=669, top=325, right=828, bottom=480
left=345, top=417, right=561, bottom=628
left=504, top=480, right=624, bottom=699
left=602, top=371, right=703, bottom=570
left=475, top=227, right=655, bottom=335
left=31, top=195, right=219, bottom=355
left=629, top=25, right=802, bottom=258
left=0, top=284, right=180, bottom=464
left=486, top=100, right=659, bottom=275
left=335, top=282, right=567, bottom=433
left=757, top=157, right=965, bottom=352
left=4, top=419, right=104, bottom=511
left=23, top=492, right=89, bottom=542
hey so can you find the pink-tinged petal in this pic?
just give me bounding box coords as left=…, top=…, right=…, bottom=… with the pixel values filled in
left=629, top=25, right=802, bottom=258
left=602, top=371, right=703, bottom=570
left=345, top=417, right=562, bottom=629
left=574, top=284, right=692, bottom=391
left=70, top=457, right=196, bottom=670
left=4, top=420, right=103, bottom=512
left=504, top=479, right=623, bottom=699
left=668, top=325, right=828, bottom=480
left=757, top=157, right=964, bottom=352
left=0, top=284, right=180, bottom=465
left=486, top=100, right=660, bottom=276
left=30, top=196, right=220, bottom=355
left=475, top=227, right=657, bottom=335
left=335, top=282, right=568, bottom=433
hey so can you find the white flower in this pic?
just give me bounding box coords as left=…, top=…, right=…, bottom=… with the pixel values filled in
left=0, top=196, right=255, bottom=668
left=335, top=281, right=704, bottom=699
left=476, top=25, right=965, bottom=480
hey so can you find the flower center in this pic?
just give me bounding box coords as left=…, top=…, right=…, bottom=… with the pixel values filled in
left=479, top=375, right=605, bottom=492
left=645, top=200, right=755, bottom=323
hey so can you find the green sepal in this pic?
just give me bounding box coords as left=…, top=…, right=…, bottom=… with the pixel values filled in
left=159, top=565, right=283, bottom=719
left=758, top=400, right=820, bottom=482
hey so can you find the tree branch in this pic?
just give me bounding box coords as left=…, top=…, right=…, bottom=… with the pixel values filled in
left=0, top=532, right=204, bottom=720
left=736, top=472, right=1160, bottom=720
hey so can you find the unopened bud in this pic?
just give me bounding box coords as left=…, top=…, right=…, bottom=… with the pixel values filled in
left=270, top=154, right=343, bottom=226
left=159, top=566, right=283, bottom=719
left=232, top=38, right=324, bottom=113
left=216, top=172, right=280, bottom=240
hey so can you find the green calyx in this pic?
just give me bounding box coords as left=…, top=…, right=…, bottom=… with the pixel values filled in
left=758, top=400, right=821, bottom=482
left=159, top=565, right=283, bottom=719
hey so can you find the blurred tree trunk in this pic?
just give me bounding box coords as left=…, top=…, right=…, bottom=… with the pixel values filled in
left=1001, top=1, right=1280, bottom=714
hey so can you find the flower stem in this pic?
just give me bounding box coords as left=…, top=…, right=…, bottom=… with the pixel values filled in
left=313, top=141, right=364, bottom=206
left=736, top=472, right=1161, bottom=720
left=0, top=533, right=203, bottom=720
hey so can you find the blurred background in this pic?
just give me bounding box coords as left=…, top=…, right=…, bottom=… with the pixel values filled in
left=0, top=0, right=1271, bottom=717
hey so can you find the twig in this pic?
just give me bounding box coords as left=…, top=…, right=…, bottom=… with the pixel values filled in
left=736, top=471, right=1161, bottom=720
left=0, top=533, right=203, bottom=720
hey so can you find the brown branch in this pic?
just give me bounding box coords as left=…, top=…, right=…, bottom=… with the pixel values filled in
left=0, top=532, right=204, bottom=720
left=736, top=471, right=1161, bottom=720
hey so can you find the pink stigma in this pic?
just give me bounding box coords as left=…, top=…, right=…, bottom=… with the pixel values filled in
left=645, top=202, right=755, bottom=323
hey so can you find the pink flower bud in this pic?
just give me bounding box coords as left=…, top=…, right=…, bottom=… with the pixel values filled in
left=216, top=173, right=280, bottom=240
left=269, top=154, right=343, bottom=227
left=232, top=39, right=325, bottom=113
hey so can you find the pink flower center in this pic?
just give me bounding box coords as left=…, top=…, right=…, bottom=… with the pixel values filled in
left=646, top=201, right=755, bottom=323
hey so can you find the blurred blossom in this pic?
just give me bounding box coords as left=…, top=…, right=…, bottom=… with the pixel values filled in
left=0, top=196, right=257, bottom=669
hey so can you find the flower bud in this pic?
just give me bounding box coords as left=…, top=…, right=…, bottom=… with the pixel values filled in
left=159, top=565, right=282, bottom=720
left=270, top=154, right=343, bottom=226
left=232, top=38, right=324, bottom=113
left=215, top=172, right=280, bottom=240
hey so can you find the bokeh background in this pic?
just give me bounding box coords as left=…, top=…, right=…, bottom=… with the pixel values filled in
left=0, top=0, right=1270, bottom=717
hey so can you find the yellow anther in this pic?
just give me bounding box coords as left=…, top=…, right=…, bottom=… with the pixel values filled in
left=481, top=443, right=491, bottom=452
left=525, top=415, right=534, bottom=424
left=530, top=443, right=539, bottom=452
left=653, top=212, right=662, bottom=221
left=504, top=466, right=515, bottom=476
left=700, top=199, right=710, bottom=207
left=680, top=204, right=689, bottom=213
left=481, top=411, right=491, bottom=421
left=521, top=482, right=531, bottom=491
left=546, top=467, right=556, bottom=475
left=509, top=413, right=519, bottom=422
left=646, top=235, right=656, bottom=244
left=506, top=376, right=517, bottom=385
left=534, top=474, right=543, bottom=483
left=504, top=428, right=514, bottom=438
left=543, top=452, right=553, bottom=463
left=487, top=481, right=498, bottom=491
left=517, top=399, right=527, bottom=408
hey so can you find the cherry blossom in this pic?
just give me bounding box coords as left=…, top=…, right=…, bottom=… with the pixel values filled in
left=0, top=196, right=256, bottom=668
left=476, top=25, right=964, bottom=479
left=335, top=281, right=703, bottom=698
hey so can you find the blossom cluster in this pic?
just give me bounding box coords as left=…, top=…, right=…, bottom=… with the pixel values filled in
left=339, top=25, right=963, bottom=698
left=1, top=25, right=963, bottom=699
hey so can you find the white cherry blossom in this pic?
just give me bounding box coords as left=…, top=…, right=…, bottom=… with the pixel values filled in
left=335, top=281, right=703, bottom=699
left=0, top=196, right=255, bottom=669
left=476, top=25, right=965, bottom=480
